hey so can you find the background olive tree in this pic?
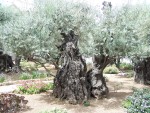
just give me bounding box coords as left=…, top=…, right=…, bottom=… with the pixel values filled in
left=1, top=0, right=150, bottom=77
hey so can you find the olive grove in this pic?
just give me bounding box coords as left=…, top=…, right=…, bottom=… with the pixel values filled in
left=0, top=0, right=150, bottom=104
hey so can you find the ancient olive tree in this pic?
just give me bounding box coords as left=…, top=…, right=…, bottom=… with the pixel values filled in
left=0, top=4, right=15, bottom=72
left=53, top=30, right=89, bottom=104
left=2, top=0, right=150, bottom=104
left=4, top=14, right=40, bottom=71
left=134, top=57, right=150, bottom=84
left=53, top=1, right=150, bottom=103
left=84, top=2, right=134, bottom=99
left=131, top=5, right=150, bottom=84
left=85, top=2, right=150, bottom=97
left=49, top=1, right=102, bottom=103
left=4, top=4, right=59, bottom=72
left=0, top=51, right=14, bottom=72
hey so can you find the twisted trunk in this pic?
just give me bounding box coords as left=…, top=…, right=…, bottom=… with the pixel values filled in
left=53, top=30, right=88, bottom=104
left=87, top=55, right=111, bottom=99
left=53, top=30, right=112, bottom=104
left=0, top=54, right=14, bottom=72
left=14, top=56, right=22, bottom=72
left=134, top=57, right=150, bottom=84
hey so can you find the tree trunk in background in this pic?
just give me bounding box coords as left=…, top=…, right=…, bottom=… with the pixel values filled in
left=14, top=56, right=22, bottom=72
left=134, top=57, right=150, bottom=84
left=115, top=56, right=120, bottom=69
left=53, top=30, right=88, bottom=104
left=0, top=54, right=14, bottom=72
left=86, top=55, right=110, bottom=99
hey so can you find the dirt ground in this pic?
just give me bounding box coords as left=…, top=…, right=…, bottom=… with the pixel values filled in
left=20, top=74, right=149, bottom=113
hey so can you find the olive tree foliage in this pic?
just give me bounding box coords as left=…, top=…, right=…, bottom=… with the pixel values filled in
left=2, top=0, right=150, bottom=70
left=36, top=1, right=150, bottom=60
left=91, top=2, right=150, bottom=62
left=3, top=0, right=96, bottom=71
left=4, top=10, right=56, bottom=70
left=0, top=5, right=9, bottom=24
left=0, top=4, right=15, bottom=49
left=42, top=0, right=96, bottom=56
left=133, top=5, right=150, bottom=59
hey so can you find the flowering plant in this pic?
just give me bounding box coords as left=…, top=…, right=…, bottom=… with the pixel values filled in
left=16, top=80, right=53, bottom=94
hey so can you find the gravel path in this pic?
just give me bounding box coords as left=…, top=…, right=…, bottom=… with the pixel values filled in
left=0, top=85, right=18, bottom=93
left=21, top=93, right=126, bottom=113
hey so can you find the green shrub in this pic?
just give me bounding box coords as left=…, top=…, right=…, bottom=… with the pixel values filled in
left=19, top=72, right=32, bottom=80
left=31, top=71, right=47, bottom=79
left=104, top=66, right=119, bottom=74
left=0, top=76, right=5, bottom=83
left=120, top=63, right=133, bottom=70
left=0, top=93, right=28, bottom=113
left=83, top=101, right=90, bottom=107
left=126, top=72, right=134, bottom=78
left=123, top=88, right=150, bottom=113
left=16, top=80, right=54, bottom=94
left=20, top=60, right=37, bottom=71
left=19, top=71, right=47, bottom=80
left=39, top=108, right=68, bottom=113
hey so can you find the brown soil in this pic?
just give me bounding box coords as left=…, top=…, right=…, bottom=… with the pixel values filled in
left=20, top=74, right=150, bottom=113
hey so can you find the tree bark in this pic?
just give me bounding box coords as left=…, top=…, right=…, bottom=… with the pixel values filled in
left=134, top=57, right=150, bottom=84
left=53, top=30, right=88, bottom=104
left=14, top=56, right=22, bottom=72
left=115, top=56, right=120, bottom=69
left=0, top=54, right=14, bottom=72
left=86, top=55, right=110, bottom=99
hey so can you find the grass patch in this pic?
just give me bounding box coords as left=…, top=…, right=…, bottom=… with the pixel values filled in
left=20, top=60, right=38, bottom=71
left=19, top=73, right=31, bottom=80
left=31, top=71, right=47, bottom=79
left=0, top=76, right=5, bottom=83
left=120, top=63, right=133, bottom=70
left=19, top=71, right=47, bottom=80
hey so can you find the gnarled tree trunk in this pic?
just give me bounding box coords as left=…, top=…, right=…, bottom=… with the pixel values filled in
left=87, top=55, right=110, bottom=99
left=134, top=57, right=150, bottom=84
left=53, top=30, right=111, bottom=104
left=0, top=54, right=14, bottom=72
left=53, top=30, right=88, bottom=104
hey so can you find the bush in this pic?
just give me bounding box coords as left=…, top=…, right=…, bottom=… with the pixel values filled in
left=16, top=80, right=54, bottom=94
left=39, top=108, right=68, bottom=113
left=104, top=66, right=119, bottom=74
left=83, top=101, right=90, bottom=106
left=19, top=71, right=47, bottom=80
left=31, top=71, right=47, bottom=79
left=126, top=72, right=134, bottom=78
left=0, top=93, right=28, bottom=113
left=0, top=76, right=5, bottom=83
left=120, top=63, right=133, bottom=70
left=123, top=88, right=150, bottom=113
left=20, top=60, right=37, bottom=71
left=19, top=73, right=31, bottom=80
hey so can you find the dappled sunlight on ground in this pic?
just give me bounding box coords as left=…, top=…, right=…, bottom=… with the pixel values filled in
left=20, top=74, right=150, bottom=113
left=1, top=69, right=150, bottom=113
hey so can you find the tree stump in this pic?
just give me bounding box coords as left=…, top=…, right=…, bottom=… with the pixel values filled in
left=53, top=30, right=88, bottom=104
left=134, top=57, right=150, bottom=84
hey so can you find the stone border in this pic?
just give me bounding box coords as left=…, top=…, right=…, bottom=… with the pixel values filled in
left=0, top=77, right=54, bottom=86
